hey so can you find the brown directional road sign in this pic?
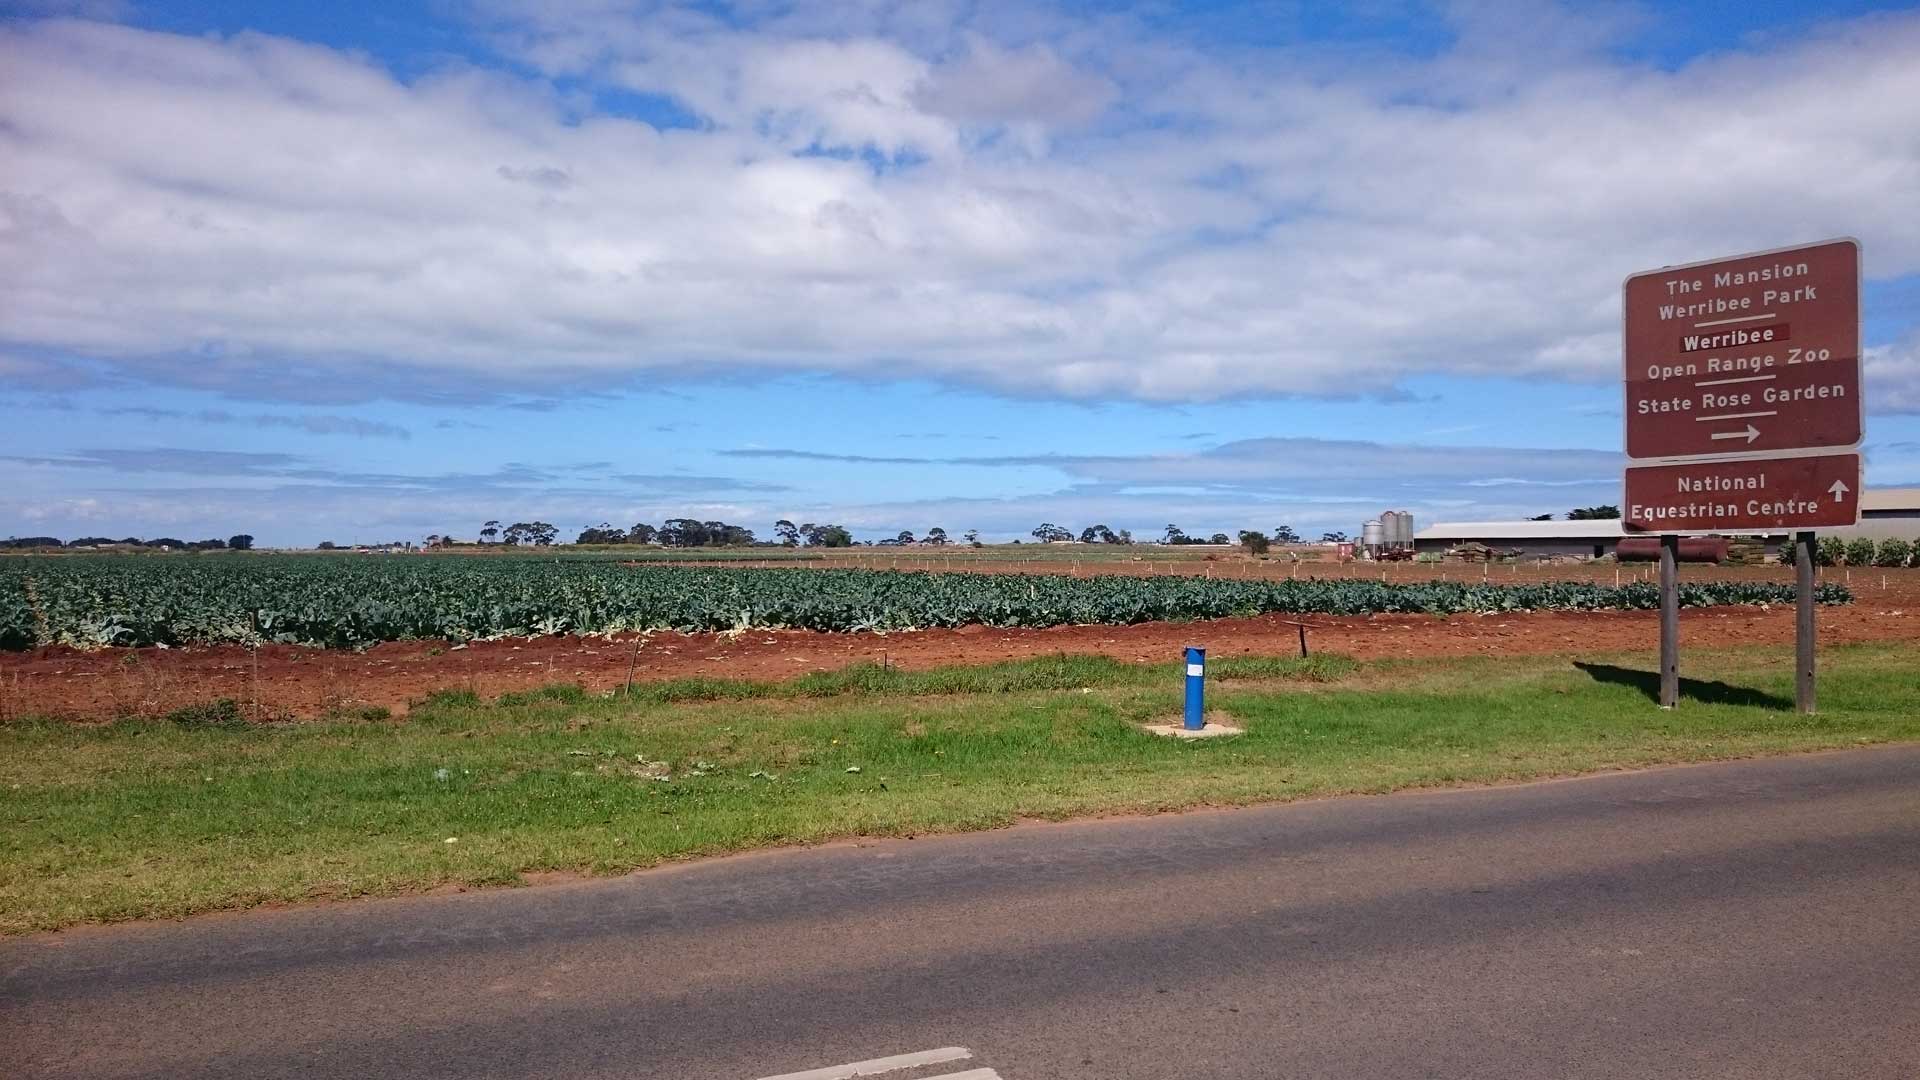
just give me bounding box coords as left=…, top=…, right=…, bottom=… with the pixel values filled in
left=1624, top=452, right=1861, bottom=533
left=1625, top=239, right=1860, bottom=461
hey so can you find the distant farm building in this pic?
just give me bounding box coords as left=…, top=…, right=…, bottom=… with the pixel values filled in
left=1413, top=488, right=1920, bottom=561
left=1414, top=520, right=1627, bottom=560
left=1837, top=487, right=1920, bottom=541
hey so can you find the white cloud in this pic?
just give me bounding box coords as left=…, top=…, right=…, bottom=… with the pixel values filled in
left=2, top=7, right=1919, bottom=404
left=1866, top=334, right=1920, bottom=415
left=915, top=33, right=1118, bottom=143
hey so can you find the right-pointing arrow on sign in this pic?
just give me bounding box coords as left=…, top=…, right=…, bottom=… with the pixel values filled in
left=1710, top=424, right=1761, bottom=444
left=1829, top=479, right=1850, bottom=502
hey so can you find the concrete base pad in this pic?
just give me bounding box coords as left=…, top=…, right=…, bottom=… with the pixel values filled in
left=1142, top=713, right=1244, bottom=739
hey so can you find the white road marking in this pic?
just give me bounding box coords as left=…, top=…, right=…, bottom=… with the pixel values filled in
left=756, top=1046, right=973, bottom=1080
left=1692, top=312, right=1776, bottom=328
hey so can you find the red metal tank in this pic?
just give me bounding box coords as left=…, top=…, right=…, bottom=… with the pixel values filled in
left=1615, top=537, right=1729, bottom=564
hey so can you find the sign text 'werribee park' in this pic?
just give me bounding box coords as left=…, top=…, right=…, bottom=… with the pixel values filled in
left=1624, top=239, right=1860, bottom=460
left=1624, top=452, right=1860, bottom=533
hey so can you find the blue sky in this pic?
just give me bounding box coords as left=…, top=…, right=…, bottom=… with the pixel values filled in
left=4, top=0, right=1920, bottom=546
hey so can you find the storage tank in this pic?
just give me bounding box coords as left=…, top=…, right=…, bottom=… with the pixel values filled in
left=1392, top=510, right=1414, bottom=548
left=1361, top=519, right=1385, bottom=551
left=1374, top=511, right=1397, bottom=550
left=1616, top=537, right=1728, bottom=564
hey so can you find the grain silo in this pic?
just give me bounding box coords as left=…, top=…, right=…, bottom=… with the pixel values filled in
left=1361, top=519, right=1385, bottom=554
left=1390, top=510, right=1414, bottom=550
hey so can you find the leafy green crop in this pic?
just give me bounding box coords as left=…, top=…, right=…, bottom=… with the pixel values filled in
left=0, top=555, right=1850, bottom=651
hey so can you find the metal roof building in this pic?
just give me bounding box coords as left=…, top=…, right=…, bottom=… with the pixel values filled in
left=1413, top=489, right=1920, bottom=559
left=1414, top=520, right=1627, bottom=559
left=1837, top=487, right=1920, bottom=541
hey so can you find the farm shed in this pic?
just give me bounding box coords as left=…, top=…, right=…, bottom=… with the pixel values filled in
left=1414, top=520, right=1627, bottom=560
left=1818, top=487, right=1920, bottom=542
left=1414, top=489, right=1920, bottom=561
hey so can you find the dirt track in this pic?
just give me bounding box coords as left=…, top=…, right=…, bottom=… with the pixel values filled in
left=4, top=567, right=1915, bottom=719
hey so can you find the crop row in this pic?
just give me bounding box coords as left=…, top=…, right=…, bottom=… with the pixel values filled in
left=0, top=555, right=1850, bottom=651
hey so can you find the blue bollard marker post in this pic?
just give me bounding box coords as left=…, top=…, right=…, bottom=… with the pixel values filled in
left=1184, top=646, right=1206, bottom=730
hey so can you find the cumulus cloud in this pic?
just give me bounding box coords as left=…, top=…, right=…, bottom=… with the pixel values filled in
left=914, top=33, right=1118, bottom=138
left=2, top=6, right=1918, bottom=405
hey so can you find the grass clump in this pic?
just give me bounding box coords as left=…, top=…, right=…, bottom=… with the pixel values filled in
left=159, top=698, right=247, bottom=729
left=419, top=688, right=481, bottom=709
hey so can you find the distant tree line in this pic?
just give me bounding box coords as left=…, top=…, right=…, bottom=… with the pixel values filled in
left=572, top=519, right=760, bottom=547
left=1024, top=523, right=1350, bottom=552
left=2, top=534, right=253, bottom=550
left=453, top=519, right=963, bottom=549
left=1530, top=506, right=1622, bottom=521
left=540, top=518, right=860, bottom=548
left=873, top=526, right=958, bottom=546
left=440, top=518, right=1367, bottom=551
left=1167, top=523, right=1347, bottom=546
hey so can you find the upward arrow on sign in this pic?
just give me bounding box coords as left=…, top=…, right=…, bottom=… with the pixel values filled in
left=1829, top=479, right=1851, bottom=502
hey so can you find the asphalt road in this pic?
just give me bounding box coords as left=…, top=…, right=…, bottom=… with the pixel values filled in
left=7, top=746, right=1920, bottom=1079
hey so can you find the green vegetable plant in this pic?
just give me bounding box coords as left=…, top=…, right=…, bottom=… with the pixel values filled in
left=0, top=555, right=1854, bottom=652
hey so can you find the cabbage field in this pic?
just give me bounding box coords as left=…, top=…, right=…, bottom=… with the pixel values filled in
left=0, top=555, right=1849, bottom=651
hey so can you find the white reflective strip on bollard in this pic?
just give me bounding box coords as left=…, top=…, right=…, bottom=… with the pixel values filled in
left=1186, top=663, right=1204, bottom=676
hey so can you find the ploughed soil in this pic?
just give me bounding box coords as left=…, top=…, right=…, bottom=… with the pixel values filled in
left=4, top=569, right=1916, bottom=720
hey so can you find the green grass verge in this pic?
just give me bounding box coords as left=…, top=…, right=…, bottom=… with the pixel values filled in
left=2, top=644, right=1915, bottom=934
